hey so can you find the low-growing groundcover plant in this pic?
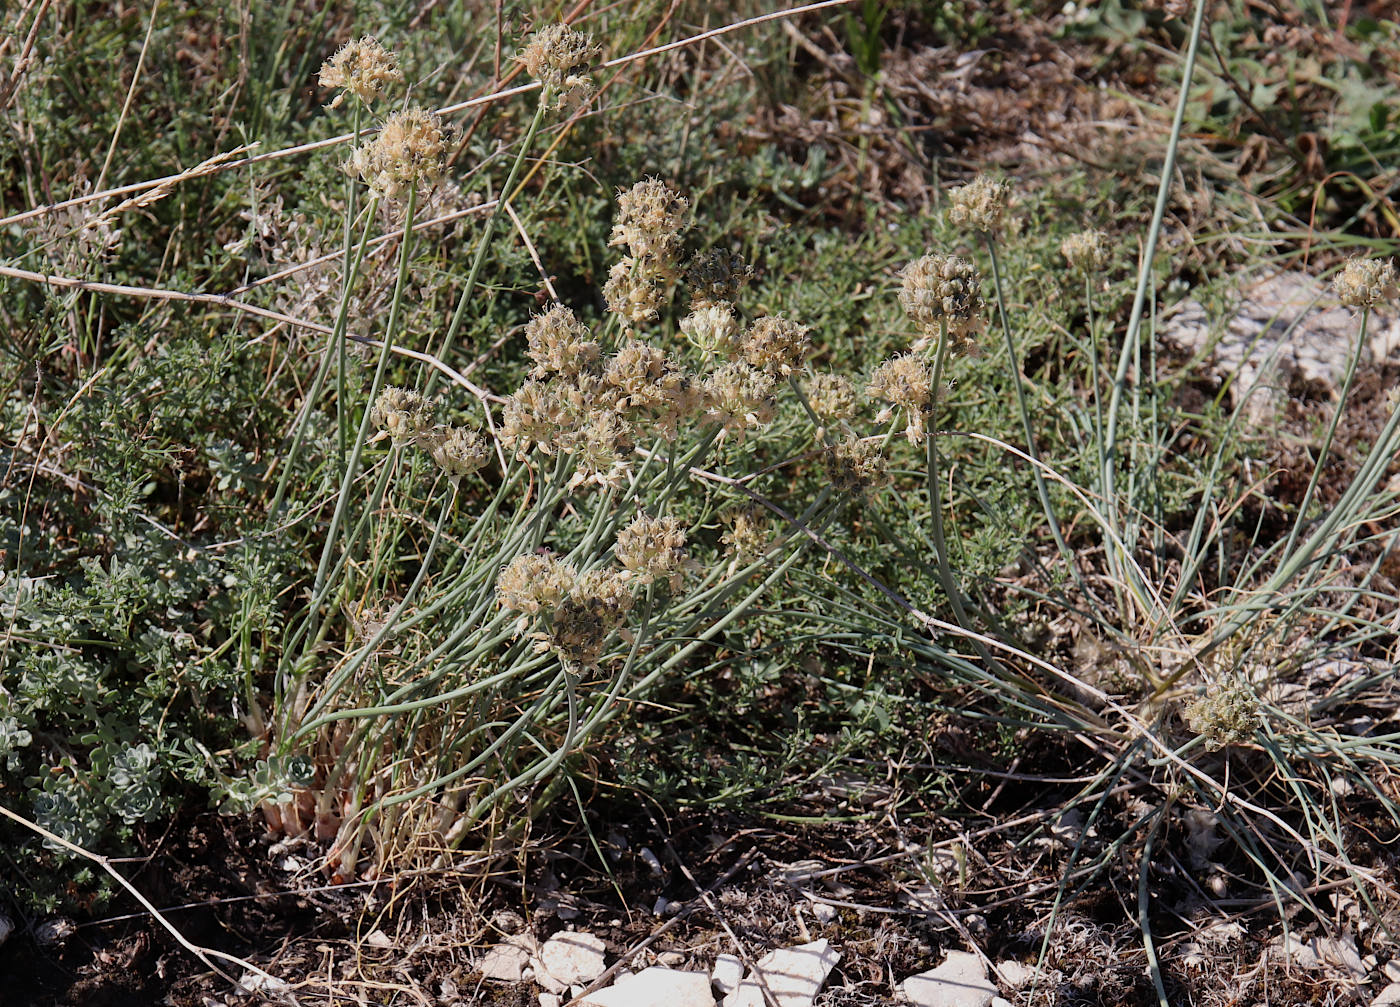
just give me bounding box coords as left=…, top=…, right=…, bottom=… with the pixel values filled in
left=2, top=4, right=1400, bottom=1002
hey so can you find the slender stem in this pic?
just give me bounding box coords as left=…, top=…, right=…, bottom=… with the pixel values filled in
left=426, top=92, right=551, bottom=396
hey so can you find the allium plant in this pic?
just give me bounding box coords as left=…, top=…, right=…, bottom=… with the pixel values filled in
left=243, top=31, right=870, bottom=878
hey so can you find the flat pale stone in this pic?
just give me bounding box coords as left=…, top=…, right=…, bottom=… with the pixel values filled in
left=723, top=939, right=839, bottom=1007
left=540, top=931, right=608, bottom=987
left=993, top=961, right=1035, bottom=989
left=712, top=954, right=745, bottom=996
left=903, top=950, right=996, bottom=1007
left=481, top=934, right=537, bottom=982
left=580, top=967, right=715, bottom=1007
left=539, top=994, right=560, bottom=1007
left=1373, top=981, right=1400, bottom=1007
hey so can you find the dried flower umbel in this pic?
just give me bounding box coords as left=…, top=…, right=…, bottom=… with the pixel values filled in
left=1060, top=229, right=1110, bottom=273
left=500, top=380, right=571, bottom=459
left=604, top=258, right=665, bottom=327
left=547, top=568, right=635, bottom=668
left=899, top=253, right=986, bottom=349
left=1185, top=679, right=1260, bottom=750
left=346, top=107, right=451, bottom=201
left=497, top=552, right=578, bottom=619
left=1334, top=256, right=1398, bottom=310
left=319, top=36, right=403, bottom=109
left=685, top=249, right=753, bottom=308
left=525, top=304, right=601, bottom=380
left=825, top=436, right=890, bottom=497
left=721, top=506, right=773, bottom=571
left=425, top=425, right=491, bottom=480
left=803, top=372, right=859, bottom=425
left=947, top=174, right=1011, bottom=235
left=704, top=362, right=778, bottom=440
left=868, top=355, right=935, bottom=444
left=680, top=303, right=741, bottom=358
left=369, top=386, right=436, bottom=443
left=742, top=315, right=811, bottom=377
left=518, top=23, right=602, bottom=111
left=615, top=513, right=691, bottom=592
left=610, top=178, right=690, bottom=267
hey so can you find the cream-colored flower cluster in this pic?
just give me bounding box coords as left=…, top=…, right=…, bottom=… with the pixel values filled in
left=867, top=354, right=935, bottom=444
left=518, top=23, right=602, bottom=112
left=369, top=386, right=489, bottom=482
left=1334, top=256, right=1397, bottom=310
left=346, top=107, right=452, bottom=202
left=496, top=553, right=634, bottom=668
left=319, top=36, right=403, bottom=109
left=947, top=174, right=1011, bottom=235
left=898, top=252, right=986, bottom=351
left=1185, top=679, right=1260, bottom=750
left=615, top=513, right=693, bottom=592
left=604, top=178, right=691, bottom=327
left=826, top=435, right=890, bottom=497
left=1060, top=229, right=1110, bottom=273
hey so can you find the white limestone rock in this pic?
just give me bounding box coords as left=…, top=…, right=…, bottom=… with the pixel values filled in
left=902, top=950, right=997, bottom=1007
left=538, top=931, right=608, bottom=988
left=711, top=953, right=745, bottom=996
left=580, top=967, right=715, bottom=1007
left=723, top=939, right=840, bottom=1007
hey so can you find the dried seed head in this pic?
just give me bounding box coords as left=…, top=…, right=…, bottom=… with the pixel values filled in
left=1334, top=256, right=1397, bottom=309
left=603, top=258, right=665, bottom=327
left=721, top=506, right=773, bottom=570
left=1185, top=679, right=1260, bottom=750
left=947, top=174, right=1011, bottom=235
left=898, top=253, right=985, bottom=346
left=518, top=23, right=602, bottom=111
left=703, top=362, right=778, bottom=439
left=549, top=568, right=634, bottom=668
left=497, top=552, right=578, bottom=616
left=610, top=178, right=690, bottom=265
left=685, top=250, right=753, bottom=308
left=525, top=304, right=601, bottom=379
left=867, top=355, right=935, bottom=443
left=425, top=424, right=491, bottom=479
left=605, top=340, right=701, bottom=440
left=803, top=372, right=859, bottom=425
left=615, top=513, right=691, bottom=592
left=318, top=36, right=403, bottom=108
left=1060, top=229, right=1110, bottom=273
left=346, top=107, right=452, bottom=201
left=569, top=411, right=635, bottom=491
left=742, top=315, right=811, bottom=376
left=369, top=386, right=436, bottom=442
left=825, top=435, right=890, bottom=497
left=680, top=303, right=742, bottom=358
left=500, top=380, right=572, bottom=458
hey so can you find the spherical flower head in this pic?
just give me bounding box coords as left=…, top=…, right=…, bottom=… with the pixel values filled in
left=605, top=340, right=700, bottom=440
left=825, top=435, right=890, bottom=498
left=1185, top=678, right=1259, bottom=750
left=803, top=372, right=859, bottom=426
left=526, top=304, right=601, bottom=380
left=569, top=411, right=635, bottom=491
left=610, top=178, right=690, bottom=264
left=1334, top=256, right=1397, bottom=310
left=346, top=107, right=452, bottom=201
left=500, top=380, right=572, bottom=459
left=518, top=23, right=602, bottom=111
left=615, top=513, right=691, bottom=592
left=742, top=315, right=811, bottom=376
left=369, top=385, right=435, bottom=443
left=703, top=362, right=778, bottom=440
left=680, top=303, right=741, bottom=358
left=318, top=36, right=403, bottom=109
left=685, top=249, right=753, bottom=308
left=721, top=505, right=773, bottom=572
left=899, top=253, right=986, bottom=345
left=549, top=568, right=634, bottom=668
left=868, top=355, right=935, bottom=443
left=1060, top=229, right=1110, bottom=273
left=947, top=174, right=1012, bottom=235
left=604, top=258, right=664, bottom=327
left=497, top=551, right=578, bottom=616
left=425, top=424, right=491, bottom=480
